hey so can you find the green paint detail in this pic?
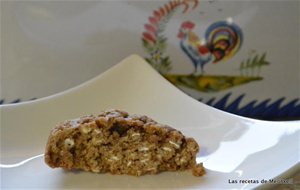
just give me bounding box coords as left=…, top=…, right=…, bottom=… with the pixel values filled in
left=145, top=56, right=172, bottom=74
left=164, top=74, right=263, bottom=92
left=239, top=52, right=270, bottom=76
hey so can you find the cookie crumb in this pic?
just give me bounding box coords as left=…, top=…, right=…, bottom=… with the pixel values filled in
left=192, top=163, right=206, bottom=177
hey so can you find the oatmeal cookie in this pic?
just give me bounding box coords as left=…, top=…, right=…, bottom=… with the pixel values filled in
left=45, top=109, right=204, bottom=176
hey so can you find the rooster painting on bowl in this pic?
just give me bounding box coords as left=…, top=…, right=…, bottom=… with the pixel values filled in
left=177, top=18, right=243, bottom=75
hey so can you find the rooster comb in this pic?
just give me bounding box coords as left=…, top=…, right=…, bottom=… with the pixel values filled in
left=181, top=21, right=195, bottom=29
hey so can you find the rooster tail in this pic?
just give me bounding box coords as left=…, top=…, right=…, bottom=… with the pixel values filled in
left=205, top=21, right=243, bottom=63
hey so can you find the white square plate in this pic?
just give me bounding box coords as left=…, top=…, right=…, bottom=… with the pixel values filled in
left=1, top=55, right=299, bottom=189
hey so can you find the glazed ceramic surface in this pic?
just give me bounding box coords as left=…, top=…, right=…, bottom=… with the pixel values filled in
left=1, top=1, right=299, bottom=119
left=1, top=55, right=299, bottom=189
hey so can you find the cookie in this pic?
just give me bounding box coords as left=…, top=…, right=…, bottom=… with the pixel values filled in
left=45, top=109, right=204, bottom=176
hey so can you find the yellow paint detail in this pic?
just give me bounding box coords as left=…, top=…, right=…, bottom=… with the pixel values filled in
left=164, top=74, right=262, bottom=93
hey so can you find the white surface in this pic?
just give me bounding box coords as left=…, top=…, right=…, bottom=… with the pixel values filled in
left=1, top=55, right=299, bottom=189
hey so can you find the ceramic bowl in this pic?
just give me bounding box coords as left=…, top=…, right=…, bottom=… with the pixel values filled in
left=1, top=0, right=299, bottom=119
